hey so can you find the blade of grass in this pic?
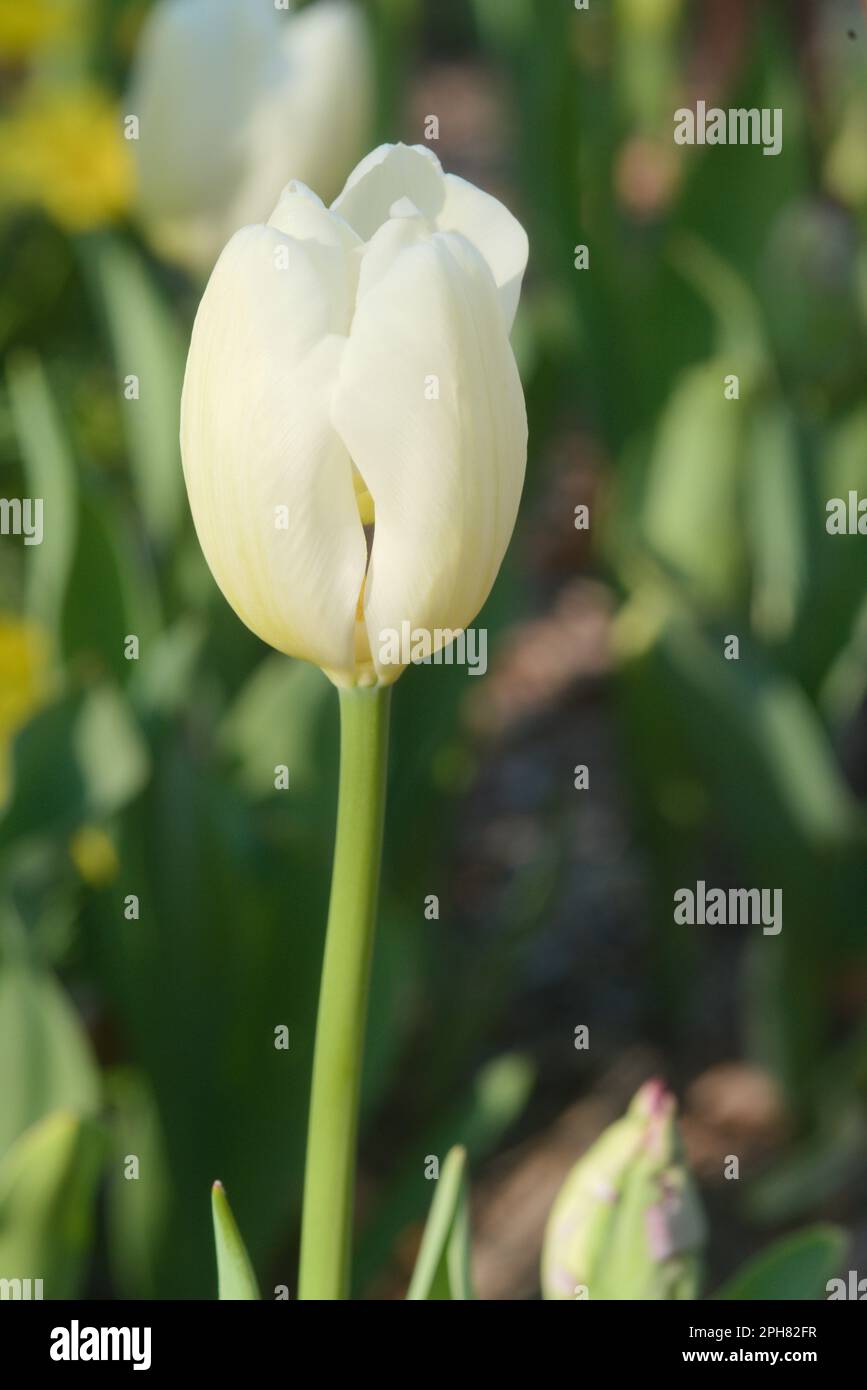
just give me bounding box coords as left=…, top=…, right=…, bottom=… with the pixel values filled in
left=211, top=1181, right=259, bottom=1301
left=406, top=1145, right=473, bottom=1300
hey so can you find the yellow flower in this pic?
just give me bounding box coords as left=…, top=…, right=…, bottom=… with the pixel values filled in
left=69, top=825, right=120, bottom=887
left=826, top=97, right=867, bottom=208
left=0, top=86, right=133, bottom=231
left=0, top=613, right=50, bottom=804
left=0, top=0, right=77, bottom=62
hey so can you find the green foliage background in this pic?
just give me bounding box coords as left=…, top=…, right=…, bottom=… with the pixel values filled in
left=0, top=0, right=865, bottom=1299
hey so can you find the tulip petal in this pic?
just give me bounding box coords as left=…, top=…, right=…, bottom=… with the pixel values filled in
left=331, top=143, right=444, bottom=241
left=332, top=143, right=529, bottom=329
left=129, top=0, right=284, bottom=269
left=181, top=224, right=366, bottom=681
left=268, top=180, right=359, bottom=249
left=130, top=0, right=372, bottom=275
left=332, top=226, right=527, bottom=683
left=226, top=1, right=372, bottom=237
left=439, top=174, right=529, bottom=331
left=267, top=182, right=362, bottom=312
left=278, top=0, right=373, bottom=204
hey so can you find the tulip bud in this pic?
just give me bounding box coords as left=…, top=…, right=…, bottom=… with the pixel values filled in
left=128, top=0, right=372, bottom=276
left=541, top=1080, right=706, bottom=1300
left=181, top=143, right=529, bottom=688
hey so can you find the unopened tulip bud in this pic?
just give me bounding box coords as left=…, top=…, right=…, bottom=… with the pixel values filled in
left=541, top=1080, right=706, bottom=1300
left=181, top=143, right=529, bottom=687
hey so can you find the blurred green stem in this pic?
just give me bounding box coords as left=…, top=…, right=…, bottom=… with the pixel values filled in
left=298, top=684, right=391, bottom=1300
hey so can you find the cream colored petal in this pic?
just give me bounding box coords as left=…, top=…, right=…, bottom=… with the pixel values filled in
left=331, top=227, right=527, bottom=683
left=181, top=224, right=366, bottom=680
left=277, top=0, right=373, bottom=204
left=266, top=181, right=362, bottom=310
left=331, top=143, right=528, bottom=329
left=353, top=206, right=430, bottom=301
left=268, top=180, right=362, bottom=252
left=128, top=0, right=282, bottom=270
left=227, top=0, right=373, bottom=237
left=132, top=0, right=372, bottom=275
left=331, top=142, right=445, bottom=240
left=437, top=174, right=529, bottom=331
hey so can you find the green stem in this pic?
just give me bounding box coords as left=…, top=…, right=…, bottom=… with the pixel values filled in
left=298, top=684, right=391, bottom=1300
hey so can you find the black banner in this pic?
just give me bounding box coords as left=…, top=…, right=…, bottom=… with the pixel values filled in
left=0, top=1296, right=862, bottom=1375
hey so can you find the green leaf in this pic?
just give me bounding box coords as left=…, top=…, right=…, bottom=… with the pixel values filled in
left=0, top=1109, right=104, bottom=1299
left=715, top=1225, right=848, bottom=1301
left=746, top=404, right=809, bottom=644
left=745, top=1107, right=867, bottom=1225
left=81, top=234, right=185, bottom=543
left=87, top=735, right=329, bottom=1298
left=406, top=1146, right=473, bottom=1300
left=61, top=492, right=160, bottom=684
left=659, top=613, right=858, bottom=851
left=105, top=1068, right=170, bottom=1301
left=73, top=684, right=150, bottom=816
left=6, top=351, right=77, bottom=634
left=211, top=1181, right=260, bottom=1300
left=641, top=359, right=748, bottom=610
left=669, top=234, right=767, bottom=364
left=0, top=694, right=86, bottom=849
left=219, top=655, right=331, bottom=799
left=0, top=684, right=149, bottom=848
left=472, top=0, right=534, bottom=52
left=616, top=601, right=863, bottom=1096
left=128, top=618, right=204, bottom=718
left=0, top=954, right=100, bottom=1158
left=792, top=406, right=867, bottom=694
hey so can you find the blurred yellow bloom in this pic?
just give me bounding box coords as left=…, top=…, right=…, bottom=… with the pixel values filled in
left=0, top=86, right=133, bottom=231
left=69, top=825, right=120, bottom=887
left=0, top=0, right=76, bottom=61
left=0, top=613, right=50, bottom=804
left=826, top=97, right=867, bottom=208
left=616, top=0, right=682, bottom=33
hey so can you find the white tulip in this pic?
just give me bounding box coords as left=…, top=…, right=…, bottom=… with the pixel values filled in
left=181, top=143, right=529, bottom=687
left=128, top=0, right=371, bottom=276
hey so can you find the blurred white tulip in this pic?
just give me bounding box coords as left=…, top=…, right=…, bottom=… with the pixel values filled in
left=128, top=0, right=371, bottom=276
left=181, top=143, right=529, bottom=687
